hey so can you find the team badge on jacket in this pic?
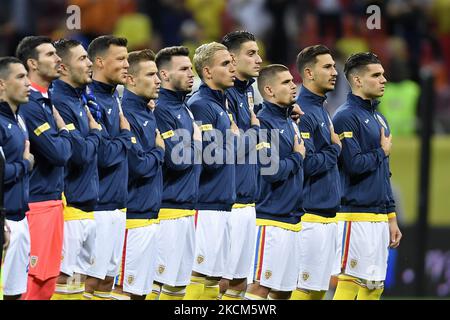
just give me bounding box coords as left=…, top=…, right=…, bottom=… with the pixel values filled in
left=247, top=91, right=254, bottom=111
left=376, top=114, right=388, bottom=130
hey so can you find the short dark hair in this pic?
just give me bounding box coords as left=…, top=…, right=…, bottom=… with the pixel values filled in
left=53, top=38, right=82, bottom=62
left=221, top=31, right=256, bottom=52
left=87, top=35, right=128, bottom=61
left=0, top=57, right=24, bottom=79
left=296, top=44, right=331, bottom=76
left=344, top=52, right=381, bottom=80
left=155, top=46, right=189, bottom=70
left=127, top=49, right=155, bottom=76
left=15, top=36, right=53, bottom=71
left=257, top=64, right=289, bottom=95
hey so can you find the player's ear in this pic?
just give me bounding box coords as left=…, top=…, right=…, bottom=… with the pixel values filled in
left=203, top=66, right=212, bottom=80
left=159, top=69, right=169, bottom=82
left=264, top=85, right=273, bottom=98
left=304, top=66, right=314, bottom=81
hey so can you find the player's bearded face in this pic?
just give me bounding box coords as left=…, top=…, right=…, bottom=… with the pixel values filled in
left=36, top=43, right=62, bottom=81
left=68, top=45, right=93, bottom=86
left=170, top=55, right=194, bottom=93
left=134, top=60, right=161, bottom=100
left=312, top=54, right=337, bottom=94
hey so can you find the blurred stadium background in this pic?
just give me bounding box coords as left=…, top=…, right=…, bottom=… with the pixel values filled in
left=1, top=0, right=450, bottom=299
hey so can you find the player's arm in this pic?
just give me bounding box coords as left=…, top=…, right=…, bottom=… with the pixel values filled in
left=155, top=107, right=200, bottom=171
left=96, top=108, right=133, bottom=168
left=54, top=101, right=100, bottom=165
left=333, top=113, right=385, bottom=176
left=190, top=101, right=228, bottom=171
left=299, top=113, right=340, bottom=178
left=258, top=118, right=304, bottom=183
left=21, top=102, right=72, bottom=166
left=126, top=114, right=164, bottom=179
left=1, top=133, right=32, bottom=184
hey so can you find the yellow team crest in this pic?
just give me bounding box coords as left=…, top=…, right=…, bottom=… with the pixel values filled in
left=264, top=270, right=272, bottom=280
left=196, top=255, right=205, bottom=265
left=127, top=275, right=135, bottom=285
left=30, top=256, right=38, bottom=268
left=350, top=259, right=358, bottom=269
left=158, top=265, right=166, bottom=275
left=302, top=272, right=310, bottom=282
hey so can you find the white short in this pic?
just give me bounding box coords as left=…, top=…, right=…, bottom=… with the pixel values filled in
left=249, top=225, right=300, bottom=292
left=333, top=221, right=345, bottom=275
left=339, top=221, right=390, bottom=282
left=2, top=218, right=30, bottom=296
left=86, top=209, right=126, bottom=279
left=118, top=223, right=160, bottom=296
left=60, top=219, right=96, bottom=277
left=192, top=210, right=231, bottom=277
left=223, top=206, right=256, bottom=280
left=154, top=216, right=195, bottom=287
left=297, top=221, right=338, bottom=291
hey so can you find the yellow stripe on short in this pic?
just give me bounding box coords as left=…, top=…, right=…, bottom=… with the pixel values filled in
left=158, top=208, right=196, bottom=220
left=34, top=122, right=50, bottom=136
left=66, top=123, right=76, bottom=131
left=387, top=212, right=397, bottom=219
left=256, top=218, right=302, bottom=232
left=63, top=206, right=95, bottom=221
left=131, top=137, right=137, bottom=144
left=232, top=203, right=256, bottom=209
left=301, top=213, right=337, bottom=223
left=335, top=212, right=389, bottom=222
left=126, top=218, right=159, bottom=229
left=300, top=132, right=310, bottom=139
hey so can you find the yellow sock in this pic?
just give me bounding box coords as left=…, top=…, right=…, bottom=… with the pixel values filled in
left=159, top=285, right=186, bottom=300
left=145, top=283, right=161, bottom=300
left=51, top=292, right=83, bottom=300
left=357, top=286, right=384, bottom=300
left=52, top=283, right=84, bottom=300
left=110, top=292, right=131, bottom=300
left=199, top=279, right=219, bottom=300
left=221, top=289, right=244, bottom=300
left=244, top=292, right=266, bottom=300
left=184, top=276, right=206, bottom=300
left=290, top=288, right=312, bottom=300
left=81, top=292, right=94, bottom=300
left=310, top=290, right=326, bottom=300
left=93, top=291, right=112, bottom=300
left=333, top=275, right=361, bottom=300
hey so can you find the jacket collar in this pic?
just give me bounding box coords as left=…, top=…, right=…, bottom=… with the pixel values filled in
left=348, top=92, right=380, bottom=112
left=233, top=77, right=255, bottom=93
left=90, top=80, right=116, bottom=95
left=199, top=83, right=226, bottom=105
left=299, top=85, right=327, bottom=106
left=51, top=79, right=84, bottom=99
left=0, top=101, right=19, bottom=120
left=158, top=88, right=187, bottom=104
left=264, top=100, right=293, bottom=119
left=122, top=88, right=151, bottom=112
